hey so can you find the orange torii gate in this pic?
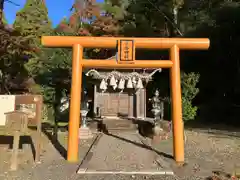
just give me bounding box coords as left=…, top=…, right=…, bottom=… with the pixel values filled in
left=41, top=36, right=210, bottom=165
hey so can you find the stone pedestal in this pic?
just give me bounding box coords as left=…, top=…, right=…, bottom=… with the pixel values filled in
left=139, top=88, right=145, bottom=119
left=128, top=92, right=134, bottom=119
left=78, top=127, right=93, bottom=140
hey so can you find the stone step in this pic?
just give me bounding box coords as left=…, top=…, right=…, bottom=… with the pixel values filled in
left=78, top=127, right=94, bottom=139
left=103, top=119, right=137, bottom=130
left=88, top=121, right=99, bottom=130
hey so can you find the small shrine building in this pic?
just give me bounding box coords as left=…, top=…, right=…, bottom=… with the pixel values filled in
left=85, top=56, right=161, bottom=120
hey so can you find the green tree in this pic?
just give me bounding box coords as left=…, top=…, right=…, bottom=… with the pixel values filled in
left=181, top=72, right=199, bottom=121
left=121, top=0, right=183, bottom=37
left=13, top=0, right=52, bottom=85
left=13, top=0, right=52, bottom=45
left=0, top=26, right=34, bottom=94
left=35, top=40, right=72, bottom=126
left=0, top=0, right=34, bottom=94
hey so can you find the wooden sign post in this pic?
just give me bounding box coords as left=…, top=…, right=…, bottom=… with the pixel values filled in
left=41, top=36, right=210, bottom=165
left=5, top=111, right=29, bottom=170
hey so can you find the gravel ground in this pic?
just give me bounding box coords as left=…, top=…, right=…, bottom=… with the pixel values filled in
left=0, top=131, right=98, bottom=180
left=1, top=128, right=240, bottom=180
left=146, top=129, right=240, bottom=179
left=74, top=174, right=178, bottom=180
left=84, top=132, right=167, bottom=172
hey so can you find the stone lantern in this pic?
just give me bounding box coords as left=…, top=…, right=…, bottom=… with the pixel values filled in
left=150, top=89, right=164, bottom=125
left=78, top=89, right=93, bottom=139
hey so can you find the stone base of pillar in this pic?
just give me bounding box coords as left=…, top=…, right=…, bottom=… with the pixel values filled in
left=136, top=116, right=145, bottom=120
left=128, top=116, right=135, bottom=120
left=78, top=127, right=93, bottom=139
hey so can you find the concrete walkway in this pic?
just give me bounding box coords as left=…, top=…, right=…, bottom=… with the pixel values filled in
left=78, top=132, right=173, bottom=174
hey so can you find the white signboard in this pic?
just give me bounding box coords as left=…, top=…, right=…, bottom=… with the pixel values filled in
left=0, top=95, right=15, bottom=126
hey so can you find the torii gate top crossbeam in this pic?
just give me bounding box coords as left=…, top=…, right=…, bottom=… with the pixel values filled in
left=42, top=36, right=210, bottom=50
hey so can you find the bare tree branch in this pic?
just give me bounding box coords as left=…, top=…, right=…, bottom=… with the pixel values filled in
left=146, top=0, right=183, bottom=36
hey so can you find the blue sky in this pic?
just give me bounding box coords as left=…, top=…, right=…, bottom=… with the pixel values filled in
left=4, top=0, right=103, bottom=27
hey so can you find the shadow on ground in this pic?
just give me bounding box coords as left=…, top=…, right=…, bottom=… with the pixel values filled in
left=41, top=126, right=67, bottom=160
left=40, top=120, right=99, bottom=160
left=185, top=120, right=240, bottom=138
left=98, top=121, right=174, bottom=160
left=0, top=134, right=36, bottom=160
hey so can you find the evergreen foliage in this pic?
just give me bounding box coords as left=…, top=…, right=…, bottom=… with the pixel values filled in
left=13, top=0, right=52, bottom=90
left=181, top=72, right=200, bottom=121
